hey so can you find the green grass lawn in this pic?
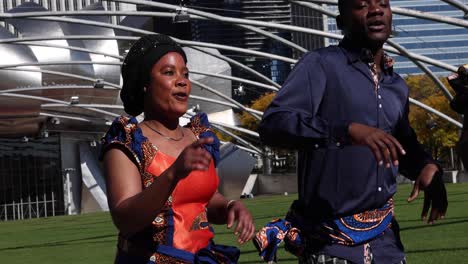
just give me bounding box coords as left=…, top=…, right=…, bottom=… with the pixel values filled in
left=0, top=183, right=467, bottom=263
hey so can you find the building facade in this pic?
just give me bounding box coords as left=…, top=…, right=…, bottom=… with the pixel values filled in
left=0, top=0, right=126, bottom=26
left=390, top=0, right=468, bottom=75
left=290, top=4, right=326, bottom=58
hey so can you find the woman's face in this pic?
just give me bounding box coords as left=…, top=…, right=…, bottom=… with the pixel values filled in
left=145, top=52, right=191, bottom=119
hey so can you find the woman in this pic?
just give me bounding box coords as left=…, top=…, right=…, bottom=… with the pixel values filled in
left=100, top=34, right=255, bottom=264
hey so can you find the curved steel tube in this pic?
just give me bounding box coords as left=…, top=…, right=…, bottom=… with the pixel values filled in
left=440, top=0, right=468, bottom=17
left=2, top=35, right=282, bottom=89
left=0, top=60, right=121, bottom=69
left=18, top=41, right=123, bottom=60
left=386, top=39, right=453, bottom=100
left=0, top=67, right=121, bottom=89
left=4, top=34, right=453, bottom=73
left=0, top=10, right=308, bottom=55
left=219, top=141, right=260, bottom=155
left=21, top=16, right=295, bottom=64
left=409, top=98, right=462, bottom=128
left=0, top=92, right=120, bottom=117
left=39, top=112, right=93, bottom=123
left=210, top=124, right=262, bottom=154
left=0, top=85, right=264, bottom=118
left=190, top=70, right=279, bottom=91
left=209, top=120, right=260, bottom=138
left=190, top=79, right=262, bottom=120
left=189, top=46, right=281, bottom=88
left=189, top=95, right=263, bottom=116
left=0, top=85, right=116, bottom=94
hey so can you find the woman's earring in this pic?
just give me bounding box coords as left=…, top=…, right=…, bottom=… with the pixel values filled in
left=143, top=87, right=147, bottom=93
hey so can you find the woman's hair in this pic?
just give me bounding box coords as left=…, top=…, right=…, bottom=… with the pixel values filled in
left=120, top=34, right=187, bottom=116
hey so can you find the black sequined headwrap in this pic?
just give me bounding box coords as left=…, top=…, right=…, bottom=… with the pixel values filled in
left=120, top=34, right=187, bottom=116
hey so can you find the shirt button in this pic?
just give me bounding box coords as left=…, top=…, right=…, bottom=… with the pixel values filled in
left=378, top=95, right=382, bottom=99
left=314, top=144, right=319, bottom=149
left=378, top=187, right=382, bottom=192
left=379, top=104, right=382, bottom=108
left=336, top=142, right=341, bottom=147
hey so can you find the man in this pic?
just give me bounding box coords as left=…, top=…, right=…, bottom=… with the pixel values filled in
left=448, top=64, right=468, bottom=169
left=259, top=1, right=448, bottom=263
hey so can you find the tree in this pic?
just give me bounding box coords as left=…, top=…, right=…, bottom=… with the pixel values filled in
left=238, top=92, right=299, bottom=173
left=405, top=75, right=462, bottom=165
left=239, top=92, right=276, bottom=131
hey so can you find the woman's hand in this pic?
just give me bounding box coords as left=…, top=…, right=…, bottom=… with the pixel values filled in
left=226, top=201, right=255, bottom=244
left=170, top=137, right=214, bottom=181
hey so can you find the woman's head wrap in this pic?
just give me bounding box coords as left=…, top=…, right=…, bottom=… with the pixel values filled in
left=120, top=34, right=187, bottom=116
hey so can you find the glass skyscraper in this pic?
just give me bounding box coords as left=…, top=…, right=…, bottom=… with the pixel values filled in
left=291, top=4, right=326, bottom=58
left=327, top=0, right=468, bottom=76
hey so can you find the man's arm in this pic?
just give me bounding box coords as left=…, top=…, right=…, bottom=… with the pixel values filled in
left=395, top=99, right=440, bottom=180
left=394, top=99, right=448, bottom=224
left=449, top=92, right=466, bottom=115
left=259, top=52, right=349, bottom=149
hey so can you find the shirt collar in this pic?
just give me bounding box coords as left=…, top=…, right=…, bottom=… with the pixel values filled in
left=339, top=38, right=394, bottom=74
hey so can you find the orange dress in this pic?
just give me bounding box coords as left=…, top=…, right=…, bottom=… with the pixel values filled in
left=146, top=151, right=218, bottom=253
left=102, top=113, right=237, bottom=263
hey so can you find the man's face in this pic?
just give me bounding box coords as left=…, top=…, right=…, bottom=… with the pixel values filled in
left=340, top=0, right=392, bottom=45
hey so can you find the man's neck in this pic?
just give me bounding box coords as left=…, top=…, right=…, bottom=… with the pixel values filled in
left=372, top=49, right=384, bottom=73
left=341, top=37, right=385, bottom=72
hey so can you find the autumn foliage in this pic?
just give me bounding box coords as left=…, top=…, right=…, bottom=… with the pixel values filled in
left=405, top=74, right=461, bottom=163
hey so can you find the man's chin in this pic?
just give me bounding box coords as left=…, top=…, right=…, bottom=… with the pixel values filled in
left=368, top=33, right=390, bottom=44
left=347, top=33, right=388, bottom=48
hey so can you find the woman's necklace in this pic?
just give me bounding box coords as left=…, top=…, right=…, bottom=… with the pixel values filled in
left=143, top=122, right=184, bottom=141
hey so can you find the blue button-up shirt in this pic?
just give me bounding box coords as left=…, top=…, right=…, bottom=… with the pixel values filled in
left=259, top=40, right=436, bottom=263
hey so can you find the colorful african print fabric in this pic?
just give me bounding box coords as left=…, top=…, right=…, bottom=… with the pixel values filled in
left=254, top=199, right=394, bottom=262
left=299, top=252, right=407, bottom=264
left=253, top=218, right=305, bottom=262
left=321, top=199, right=394, bottom=246
left=101, top=113, right=238, bottom=264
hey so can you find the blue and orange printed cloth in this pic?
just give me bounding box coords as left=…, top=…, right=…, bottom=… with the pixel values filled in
left=253, top=199, right=394, bottom=262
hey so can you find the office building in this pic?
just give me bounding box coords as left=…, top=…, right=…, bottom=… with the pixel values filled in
left=291, top=4, right=326, bottom=58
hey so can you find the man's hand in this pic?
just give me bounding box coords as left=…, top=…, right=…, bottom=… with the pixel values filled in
left=348, top=123, right=406, bottom=167
left=407, top=164, right=448, bottom=224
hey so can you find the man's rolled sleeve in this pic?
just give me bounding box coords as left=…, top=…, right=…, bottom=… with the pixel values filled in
left=260, top=52, right=348, bottom=149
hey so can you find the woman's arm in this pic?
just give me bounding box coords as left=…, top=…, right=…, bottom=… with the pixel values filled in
left=104, top=148, right=178, bottom=236
left=206, top=192, right=255, bottom=244
left=104, top=137, right=214, bottom=236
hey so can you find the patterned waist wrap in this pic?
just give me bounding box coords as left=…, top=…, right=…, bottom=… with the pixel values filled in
left=253, top=199, right=394, bottom=262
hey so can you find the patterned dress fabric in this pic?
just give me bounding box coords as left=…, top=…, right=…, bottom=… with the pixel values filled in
left=101, top=113, right=238, bottom=264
